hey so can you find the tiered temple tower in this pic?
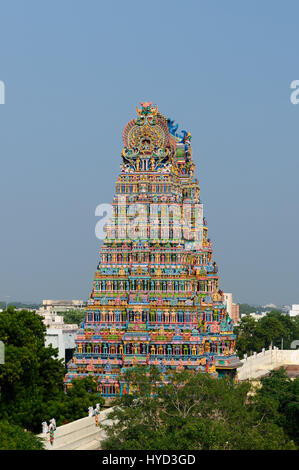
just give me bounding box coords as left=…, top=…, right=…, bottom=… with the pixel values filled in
left=65, top=102, right=241, bottom=396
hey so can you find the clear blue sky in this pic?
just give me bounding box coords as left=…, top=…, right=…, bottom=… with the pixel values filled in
left=0, top=1, right=298, bottom=306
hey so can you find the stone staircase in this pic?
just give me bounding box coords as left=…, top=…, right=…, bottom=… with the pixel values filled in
left=38, top=407, right=115, bottom=450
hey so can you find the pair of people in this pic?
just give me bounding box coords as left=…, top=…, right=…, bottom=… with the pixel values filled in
left=42, top=418, right=56, bottom=434
left=41, top=418, right=56, bottom=446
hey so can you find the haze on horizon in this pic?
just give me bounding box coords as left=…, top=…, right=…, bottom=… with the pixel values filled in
left=0, top=1, right=298, bottom=306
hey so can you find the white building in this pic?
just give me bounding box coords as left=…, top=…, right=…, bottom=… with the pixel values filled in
left=223, top=293, right=240, bottom=323
left=289, top=304, right=299, bottom=317
left=37, top=305, right=79, bottom=330
left=37, top=300, right=82, bottom=363
left=45, top=326, right=78, bottom=363
left=38, top=299, right=85, bottom=316
left=223, top=293, right=233, bottom=316
left=241, top=311, right=268, bottom=321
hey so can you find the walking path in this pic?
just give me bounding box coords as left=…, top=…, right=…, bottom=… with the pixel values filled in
left=38, top=407, right=115, bottom=450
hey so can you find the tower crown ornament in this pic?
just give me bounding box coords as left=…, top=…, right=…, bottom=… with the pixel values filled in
left=136, top=101, right=158, bottom=116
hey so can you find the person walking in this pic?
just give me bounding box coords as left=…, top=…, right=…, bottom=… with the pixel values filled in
left=49, top=423, right=55, bottom=446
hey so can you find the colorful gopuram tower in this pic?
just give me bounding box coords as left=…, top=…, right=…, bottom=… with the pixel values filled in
left=65, top=102, right=242, bottom=396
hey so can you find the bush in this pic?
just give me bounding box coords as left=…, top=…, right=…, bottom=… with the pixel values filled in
left=0, top=421, right=45, bottom=450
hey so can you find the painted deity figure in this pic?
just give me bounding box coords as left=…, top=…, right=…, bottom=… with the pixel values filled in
left=88, top=406, right=94, bottom=417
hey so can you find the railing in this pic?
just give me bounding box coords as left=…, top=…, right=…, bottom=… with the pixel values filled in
left=237, top=346, right=299, bottom=380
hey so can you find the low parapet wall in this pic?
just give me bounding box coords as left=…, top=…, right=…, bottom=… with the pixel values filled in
left=38, top=407, right=115, bottom=450
left=237, top=347, right=299, bottom=380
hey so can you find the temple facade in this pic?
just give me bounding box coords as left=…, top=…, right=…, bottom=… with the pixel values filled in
left=65, top=102, right=241, bottom=396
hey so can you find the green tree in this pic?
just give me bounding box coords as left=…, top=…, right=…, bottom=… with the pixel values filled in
left=45, top=376, right=104, bottom=426
left=0, top=307, right=66, bottom=432
left=57, top=309, right=86, bottom=326
left=234, top=314, right=259, bottom=357
left=234, top=311, right=299, bottom=357
left=264, top=311, right=299, bottom=349
left=0, top=307, right=104, bottom=433
left=238, top=304, right=257, bottom=315
left=101, top=367, right=295, bottom=450
left=255, top=315, right=287, bottom=349
left=0, top=421, right=45, bottom=450
left=254, top=368, right=299, bottom=445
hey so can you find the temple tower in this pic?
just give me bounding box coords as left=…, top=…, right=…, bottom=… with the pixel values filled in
left=65, top=103, right=241, bottom=396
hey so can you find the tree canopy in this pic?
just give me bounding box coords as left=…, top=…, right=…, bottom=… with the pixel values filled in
left=253, top=368, right=299, bottom=446
left=234, top=311, right=299, bottom=357
left=0, top=307, right=104, bottom=435
left=0, top=421, right=44, bottom=450
left=57, top=309, right=86, bottom=326
left=238, top=303, right=257, bottom=315
left=101, top=366, right=296, bottom=450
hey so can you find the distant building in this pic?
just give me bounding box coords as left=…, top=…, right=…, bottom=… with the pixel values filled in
left=36, top=300, right=83, bottom=363
left=241, top=311, right=268, bottom=321
left=45, top=326, right=78, bottom=363
left=41, top=312, right=74, bottom=329
left=38, top=299, right=85, bottom=315
left=15, top=307, right=36, bottom=312
left=223, top=293, right=233, bottom=316
left=223, top=293, right=239, bottom=324
left=262, top=303, right=278, bottom=309
left=289, top=304, right=299, bottom=317
left=282, top=305, right=291, bottom=313
left=37, top=300, right=82, bottom=329
left=231, top=302, right=240, bottom=324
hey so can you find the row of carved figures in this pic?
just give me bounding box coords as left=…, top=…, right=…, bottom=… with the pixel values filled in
left=93, top=278, right=218, bottom=294
left=85, top=310, right=226, bottom=323
left=76, top=341, right=235, bottom=356
left=100, top=252, right=210, bottom=264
